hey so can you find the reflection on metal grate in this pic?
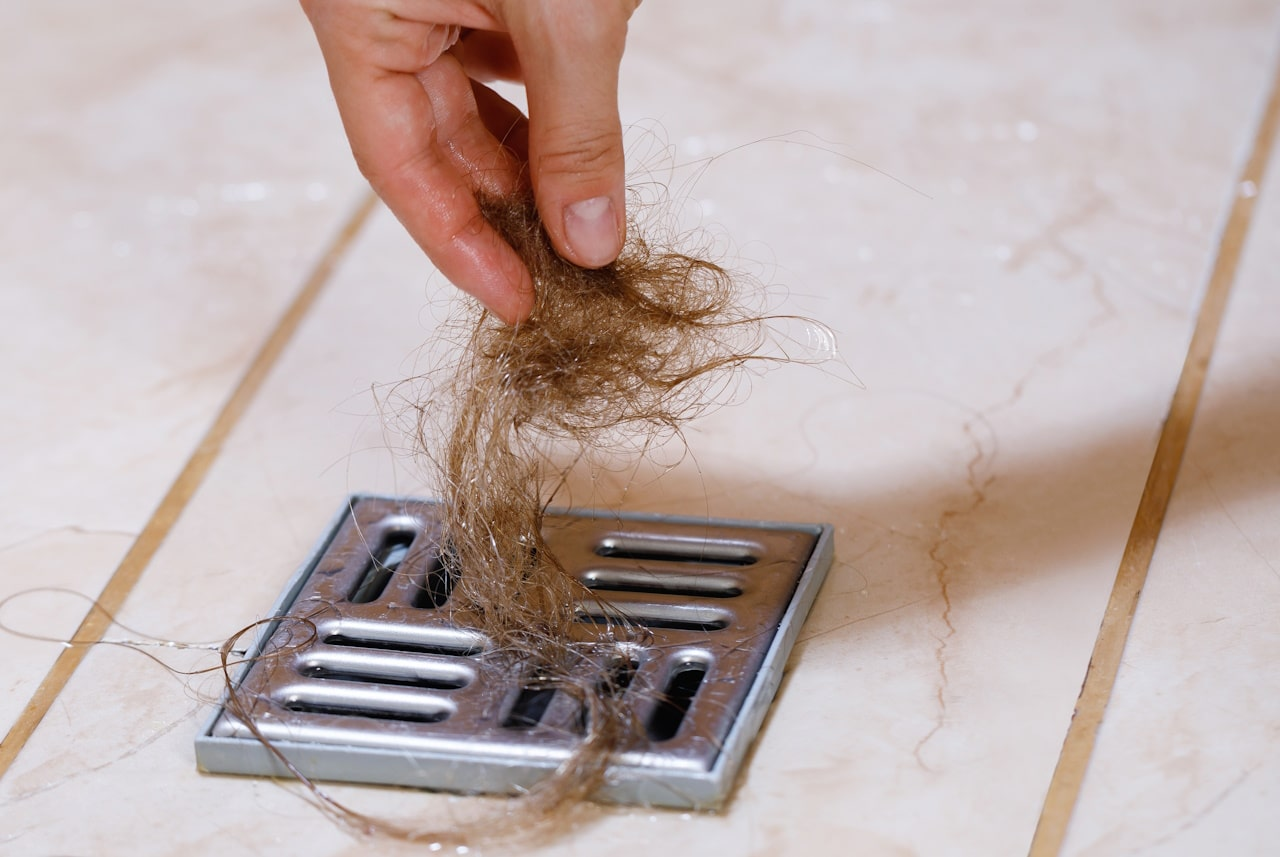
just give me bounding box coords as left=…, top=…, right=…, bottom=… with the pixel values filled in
left=195, top=495, right=833, bottom=809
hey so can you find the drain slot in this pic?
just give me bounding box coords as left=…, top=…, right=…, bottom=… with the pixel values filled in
left=299, top=651, right=473, bottom=690
left=411, top=550, right=458, bottom=609
left=577, top=602, right=733, bottom=632
left=576, top=656, right=639, bottom=732
left=595, top=534, right=759, bottom=566
left=503, top=679, right=557, bottom=730
left=323, top=619, right=487, bottom=657
left=581, top=568, right=743, bottom=598
left=600, top=656, right=638, bottom=695
left=349, top=530, right=415, bottom=603
left=647, top=660, right=708, bottom=741
left=283, top=701, right=450, bottom=724
left=278, top=684, right=454, bottom=724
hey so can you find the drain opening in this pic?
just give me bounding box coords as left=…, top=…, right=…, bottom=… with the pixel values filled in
left=502, top=677, right=558, bottom=730
left=283, top=700, right=451, bottom=724
left=581, top=568, right=743, bottom=598
left=299, top=653, right=472, bottom=690
left=300, top=665, right=468, bottom=690
left=411, top=549, right=458, bottom=609
left=577, top=655, right=639, bottom=732
left=576, top=602, right=732, bottom=633
left=647, top=660, right=708, bottom=741
left=349, top=530, right=416, bottom=603
left=323, top=623, right=487, bottom=657
left=599, top=655, right=638, bottom=696
left=595, top=535, right=758, bottom=566
left=279, top=686, right=454, bottom=724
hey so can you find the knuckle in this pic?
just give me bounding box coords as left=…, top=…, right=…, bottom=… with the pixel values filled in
left=535, top=125, right=622, bottom=179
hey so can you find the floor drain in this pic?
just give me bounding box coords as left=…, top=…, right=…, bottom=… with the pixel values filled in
left=195, top=495, right=834, bottom=809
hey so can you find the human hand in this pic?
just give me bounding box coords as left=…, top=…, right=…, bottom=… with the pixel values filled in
left=300, top=1, right=640, bottom=323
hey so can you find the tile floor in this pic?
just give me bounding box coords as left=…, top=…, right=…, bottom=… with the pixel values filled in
left=2, top=1, right=1277, bottom=854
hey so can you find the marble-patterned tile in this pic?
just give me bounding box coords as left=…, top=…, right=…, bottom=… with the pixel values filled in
left=0, top=2, right=364, bottom=733
left=4, top=2, right=1279, bottom=855
left=1064, top=112, right=1280, bottom=854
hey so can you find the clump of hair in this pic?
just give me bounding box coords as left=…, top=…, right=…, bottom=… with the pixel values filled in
left=346, top=187, right=808, bottom=845
left=430, top=191, right=769, bottom=641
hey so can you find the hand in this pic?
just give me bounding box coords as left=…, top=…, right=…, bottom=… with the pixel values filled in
left=300, top=0, right=640, bottom=323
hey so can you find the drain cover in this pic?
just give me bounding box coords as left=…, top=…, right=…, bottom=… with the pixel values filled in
left=196, top=495, right=833, bottom=809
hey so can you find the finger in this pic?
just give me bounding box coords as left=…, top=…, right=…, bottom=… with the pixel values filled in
left=329, top=64, right=534, bottom=322
left=415, top=54, right=523, bottom=197
left=453, top=30, right=523, bottom=83
left=469, top=79, right=530, bottom=164
left=501, top=1, right=635, bottom=269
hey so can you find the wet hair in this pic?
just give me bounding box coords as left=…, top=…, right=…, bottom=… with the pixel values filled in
left=403, top=189, right=774, bottom=839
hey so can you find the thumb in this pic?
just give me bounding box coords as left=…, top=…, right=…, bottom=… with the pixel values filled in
left=503, top=1, right=634, bottom=269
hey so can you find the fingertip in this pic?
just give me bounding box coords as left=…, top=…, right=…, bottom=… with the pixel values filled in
left=562, top=195, right=624, bottom=268
left=484, top=280, right=536, bottom=326
left=465, top=235, right=536, bottom=325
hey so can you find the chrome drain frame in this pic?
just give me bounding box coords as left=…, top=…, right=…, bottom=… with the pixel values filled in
left=195, top=495, right=833, bottom=809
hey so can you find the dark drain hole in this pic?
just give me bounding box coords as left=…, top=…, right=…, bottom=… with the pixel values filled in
left=502, top=683, right=557, bottom=730
left=647, top=661, right=707, bottom=741
left=411, top=550, right=458, bottom=609
left=577, top=656, right=639, bottom=732
left=299, top=664, right=469, bottom=690
left=601, top=657, right=638, bottom=695
left=349, top=530, right=416, bottom=603
left=324, top=634, right=484, bottom=658
left=283, top=701, right=449, bottom=724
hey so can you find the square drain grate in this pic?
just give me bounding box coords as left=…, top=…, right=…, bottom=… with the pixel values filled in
left=196, top=495, right=833, bottom=809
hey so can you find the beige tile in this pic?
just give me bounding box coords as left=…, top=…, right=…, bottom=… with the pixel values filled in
left=3, top=1, right=1279, bottom=854
left=1064, top=104, right=1280, bottom=855
left=0, top=4, right=364, bottom=733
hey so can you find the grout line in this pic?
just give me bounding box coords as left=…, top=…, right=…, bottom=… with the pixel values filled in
left=1028, top=48, right=1280, bottom=857
left=0, top=190, right=379, bottom=782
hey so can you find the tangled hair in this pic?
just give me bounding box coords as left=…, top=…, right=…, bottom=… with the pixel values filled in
left=432, top=191, right=770, bottom=644
left=389, top=188, right=806, bottom=843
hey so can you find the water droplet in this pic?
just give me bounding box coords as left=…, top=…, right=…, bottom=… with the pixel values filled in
left=1015, top=120, right=1040, bottom=142
left=1240, top=180, right=1258, bottom=199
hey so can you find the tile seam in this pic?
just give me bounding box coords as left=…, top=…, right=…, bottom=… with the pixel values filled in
left=0, top=190, right=379, bottom=782
left=1027, top=45, right=1280, bottom=857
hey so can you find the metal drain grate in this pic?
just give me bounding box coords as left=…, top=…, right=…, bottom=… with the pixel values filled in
left=195, top=495, right=833, bottom=809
